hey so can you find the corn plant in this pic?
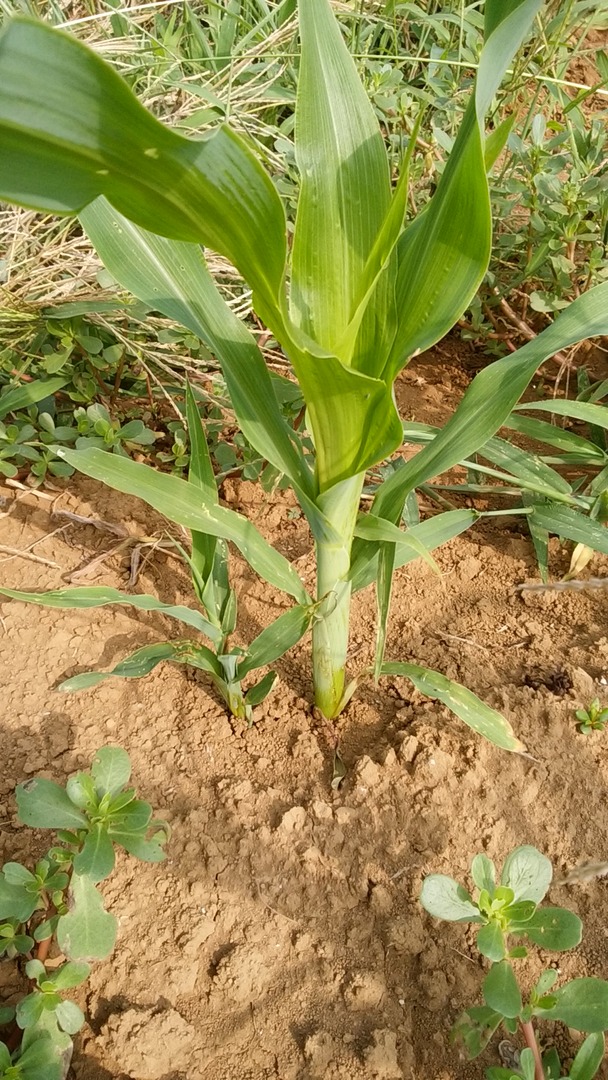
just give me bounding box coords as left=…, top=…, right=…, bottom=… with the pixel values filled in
left=1, top=2, right=608, bottom=743
left=0, top=384, right=310, bottom=722
left=420, top=847, right=608, bottom=1080
left=0, top=747, right=167, bottom=1079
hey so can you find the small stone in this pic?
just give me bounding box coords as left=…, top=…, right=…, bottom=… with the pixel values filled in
left=279, top=806, right=307, bottom=832
left=355, top=756, right=381, bottom=787
left=397, top=736, right=419, bottom=764
left=311, top=799, right=333, bottom=821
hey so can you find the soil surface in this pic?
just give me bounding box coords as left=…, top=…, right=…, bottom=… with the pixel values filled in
left=1, top=354, right=608, bottom=1080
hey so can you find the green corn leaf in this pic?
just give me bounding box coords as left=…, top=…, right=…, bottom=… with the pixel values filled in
left=78, top=199, right=318, bottom=513
left=483, top=961, right=522, bottom=1019
left=522, top=493, right=550, bottom=584
left=420, top=875, right=481, bottom=922
left=500, top=846, right=552, bottom=903
left=91, top=747, right=131, bottom=798
left=353, top=514, right=440, bottom=572
left=370, top=280, right=608, bottom=526
left=236, top=604, right=314, bottom=679
left=0, top=18, right=288, bottom=325
left=185, top=380, right=219, bottom=591
left=244, top=671, right=278, bottom=707
left=56, top=873, right=117, bottom=961
left=540, top=979, right=608, bottom=1032
left=479, top=436, right=573, bottom=499
left=373, top=543, right=396, bottom=681
left=514, top=399, right=608, bottom=431
left=59, top=642, right=182, bottom=692
left=52, top=447, right=309, bottom=603
left=291, top=0, right=391, bottom=358
left=16, top=779, right=87, bottom=830
left=504, top=413, right=606, bottom=461
left=73, top=823, right=115, bottom=883
left=378, top=662, right=525, bottom=752
left=570, top=1033, right=605, bottom=1080
left=0, top=377, right=68, bottom=420
left=528, top=504, right=608, bottom=555
left=350, top=509, right=478, bottom=593
left=0, top=585, right=222, bottom=646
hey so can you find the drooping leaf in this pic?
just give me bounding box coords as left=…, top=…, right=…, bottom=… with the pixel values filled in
left=500, top=847, right=552, bottom=903
left=0, top=584, right=222, bottom=646
left=56, top=873, right=117, bottom=961
left=59, top=642, right=181, bottom=692
left=483, top=961, right=523, bottom=1019
left=350, top=509, right=478, bottom=593
left=53, top=447, right=309, bottom=603
left=0, top=18, right=288, bottom=324
left=0, top=377, right=68, bottom=420
left=16, top=779, right=87, bottom=831
left=528, top=504, right=608, bottom=556
left=370, top=280, right=608, bottom=526
left=378, top=662, right=525, bottom=752
left=79, top=200, right=319, bottom=519
left=420, top=875, right=481, bottom=923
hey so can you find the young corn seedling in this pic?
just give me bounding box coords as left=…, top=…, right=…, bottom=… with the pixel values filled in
left=420, top=846, right=608, bottom=1080
left=2, top=0, right=608, bottom=742
left=0, top=383, right=312, bottom=722
left=0, top=747, right=167, bottom=1080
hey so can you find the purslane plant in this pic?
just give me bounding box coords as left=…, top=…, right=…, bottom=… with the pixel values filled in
left=0, top=384, right=312, bottom=722
left=420, top=847, right=608, bottom=1080
left=0, top=747, right=167, bottom=1079
left=1, top=2, right=608, bottom=738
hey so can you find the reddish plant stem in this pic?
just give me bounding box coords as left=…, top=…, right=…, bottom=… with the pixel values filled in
left=520, top=1019, right=545, bottom=1080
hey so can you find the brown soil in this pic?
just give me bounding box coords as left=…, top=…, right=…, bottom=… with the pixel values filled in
left=1, top=356, right=608, bottom=1080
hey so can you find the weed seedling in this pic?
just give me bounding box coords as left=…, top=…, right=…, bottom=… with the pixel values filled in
left=0, top=746, right=167, bottom=1080
left=575, top=699, right=608, bottom=735
left=420, top=846, right=608, bottom=1079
